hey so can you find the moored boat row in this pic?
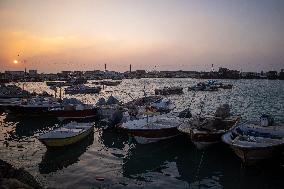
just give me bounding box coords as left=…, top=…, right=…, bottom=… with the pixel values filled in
left=1, top=83, right=282, bottom=166
left=115, top=103, right=283, bottom=165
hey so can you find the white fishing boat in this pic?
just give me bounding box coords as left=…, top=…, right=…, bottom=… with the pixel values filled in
left=0, top=84, right=30, bottom=99
left=48, top=98, right=97, bottom=121
left=96, top=96, right=124, bottom=126
left=207, top=80, right=233, bottom=89
left=124, top=96, right=175, bottom=115
left=124, top=96, right=162, bottom=107
left=118, top=114, right=184, bottom=144
left=65, top=85, right=101, bottom=94
left=2, top=97, right=61, bottom=116
left=188, top=82, right=218, bottom=91
left=150, top=98, right=175, bottom=113
left=38, top=122, right=94, bottom=147
left=222, top=115, right=284, bottom=165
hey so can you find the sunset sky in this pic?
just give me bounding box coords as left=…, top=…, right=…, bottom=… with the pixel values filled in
left=0, top=0, right=284, bottom=73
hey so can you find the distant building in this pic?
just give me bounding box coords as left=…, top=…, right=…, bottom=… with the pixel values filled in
left=266, top=71, right=278, bottom=80
left=29, top=70, right=37, bottom=76
left=73, top=71, right=83, bottom=76
left=135, top=70, right=146, bottom=78
left=241, top=72, right=260, bottom=79
left=5, top=71, right=25, bottom=77
left=0, top=72, right=4, bottom=79
left=280, top=69, right=284, bottom=80
left=40, top=73, right=58, bottom=81
left=218, top=67, right=240, bottom=79
left=61, top=71, right=72, bottom=77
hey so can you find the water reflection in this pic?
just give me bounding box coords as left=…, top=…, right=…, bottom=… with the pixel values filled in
left=175, top=144, right=284, bottom=188
left=122, top=137, right=187, bottom=178
left=100, top=129, right=129, bottom=150
left=39, top=133, right=94, bottom=174
left=174, top=144, right=237, bottom=188
left=6, top=117, right=58, bottom=140
left=122, top=137, right=284, bottom=188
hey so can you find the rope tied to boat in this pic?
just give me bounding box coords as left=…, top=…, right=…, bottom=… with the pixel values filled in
left=195, top=150, right=205, bottom=183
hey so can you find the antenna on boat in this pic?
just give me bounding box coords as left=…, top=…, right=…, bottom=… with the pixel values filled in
left=198, top=94, right=207, bottom=118
left=123, top=91, right=134, bottom=100
left=54, top=87, right=57, bottom=98
left=195, top=150, right=205, bottom=187
left=59, top=86, right=62, bottom=101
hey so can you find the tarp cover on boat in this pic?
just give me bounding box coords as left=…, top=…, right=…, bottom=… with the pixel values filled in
left=106, top=96, right=120, bottom=105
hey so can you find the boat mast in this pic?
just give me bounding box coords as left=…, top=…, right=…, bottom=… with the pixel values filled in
left=143, top=85, right=149, bottom=123
left=59, top=86, right=62, bottom=100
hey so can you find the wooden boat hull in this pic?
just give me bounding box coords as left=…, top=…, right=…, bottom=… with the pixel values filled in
left=232, top=146, right=277, bottom=165
left=222, top=123, right=284, bottom=165
left=123, top=127, right=180, bottom=144
left=39, top=126, right=94, bottom=147
left=3, top=105, right=51, bottom=116
left=134, top=135, right=179, bottom=144
left=192, top=141, right=219, bottom=150
left=191, top=131, right=224, bottom=149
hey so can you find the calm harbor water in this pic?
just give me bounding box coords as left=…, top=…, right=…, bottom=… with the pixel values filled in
left=0, top=78, right=283, bottom=189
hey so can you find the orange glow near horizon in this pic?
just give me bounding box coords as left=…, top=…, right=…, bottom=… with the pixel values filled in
left=13, top=60, right=18, bottom=64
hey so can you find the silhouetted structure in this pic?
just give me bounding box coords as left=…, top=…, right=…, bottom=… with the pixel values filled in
left=280, top=69, right=284, bottom=80
left=218, top=67, right=240, bottom=79
left=266, top=71, right=278, bottom=80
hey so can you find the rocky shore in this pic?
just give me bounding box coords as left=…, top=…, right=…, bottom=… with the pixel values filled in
left=0, top=159, right=42, bottom=189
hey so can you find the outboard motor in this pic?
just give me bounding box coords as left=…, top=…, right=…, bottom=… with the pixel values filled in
left=260, top=114, right=274, bottom=127
left=215, top=104, right=230, bottom=119
left=106, top=95, right=119, bottom=105
left=121, top=110, right=131, bottom=122
left=178, top=108, right=192, bottom=118
left=96, top=97, right=106, bottom=106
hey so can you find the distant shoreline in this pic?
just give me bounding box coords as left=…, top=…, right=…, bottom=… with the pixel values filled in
left=1, top=67, right=283, bottom=82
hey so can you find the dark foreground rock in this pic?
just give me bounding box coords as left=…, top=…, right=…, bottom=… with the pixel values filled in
left=0, top=159, right=42, bottom=189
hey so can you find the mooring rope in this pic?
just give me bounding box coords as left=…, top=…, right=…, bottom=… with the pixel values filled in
left=195, top=150, right=205, bottom=187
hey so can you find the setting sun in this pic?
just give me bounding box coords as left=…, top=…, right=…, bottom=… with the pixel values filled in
left=13, top=60, right=18, bottom=64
